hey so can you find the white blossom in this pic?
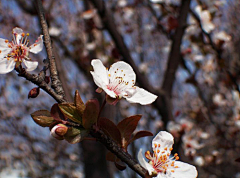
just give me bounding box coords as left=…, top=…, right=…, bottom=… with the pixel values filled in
left=138, top=131, right=198, bottom=178
left=90, top=59, right=158, bottom=105
left=0, top=27, right=43, bottom=74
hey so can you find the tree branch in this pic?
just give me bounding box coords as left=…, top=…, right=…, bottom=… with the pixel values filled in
left=90, top=129, right=147, bottom=178
left=36, top=0, right=66, bottom=99
left=161, top=0, right=192, bottom=96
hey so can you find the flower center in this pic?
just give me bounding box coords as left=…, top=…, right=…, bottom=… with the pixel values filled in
left=7, top=45, right=29, bottom=62
left=145, top=144, right=179, bottom=174
left=106, top=67, right=135, bottom=98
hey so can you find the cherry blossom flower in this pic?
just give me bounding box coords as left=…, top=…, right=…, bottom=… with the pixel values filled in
left=90, top=59, right=158, bottom=105
left=138, top=131, right=198, bottom=178
left=195, top=5, right=215, bottom=33
left=0, top=27, right=43, bottom=74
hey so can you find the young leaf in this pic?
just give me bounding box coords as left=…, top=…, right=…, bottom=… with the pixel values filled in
left=117, top=115, right=142, bottom=147
left=58, top=103, right=82, bottom=124
left=82, top=99, right=99, bottom=129
left=51, top=103, right=66, bottom=121
left=128, top=130, right=153, bottom=145
left=98, top=117, right=122, bottom=145
left=74, top=90, right=85, bottom=115
left=31, top=110, right=54, bottom=127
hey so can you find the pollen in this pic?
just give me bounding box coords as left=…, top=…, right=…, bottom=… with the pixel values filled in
left=34, top=44, right=37, bottom=46
left=164, top=147, right=167, bottom=151
left=26, top=33, right=29, bottom=36
left=5, top=39, right=9, bottom=43
left=21, top=33, right=25, bottom=37
left=108, top=74, right=111, bottom=77
left=171, top=170, right=175, bottom=173
left=0, top=50, right=1, bottom=53
left=169, top=148, right=173, bottom=151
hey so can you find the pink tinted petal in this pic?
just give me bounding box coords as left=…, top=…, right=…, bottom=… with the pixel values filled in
left=168, top=161, right=198, bottom=178
left=90, top=59, right=108, bottom=87
left=108, top=61, right=136, bottom=87
left=103, top=88, right=117, bottom=98
left=125, top=86, right=157, bottom=105
left=152, top=131, right=174, bottom=154
left=23, top=59, right=38, bottom=72
left=13, top=27, right=24, bottom=44
left=29, top=35, right=44, bottom=54
left=0, top=58, right=15, bottom=74
left=138, top=149, right=155, bottom=176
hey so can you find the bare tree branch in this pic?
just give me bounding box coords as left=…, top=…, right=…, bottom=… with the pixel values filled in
left=36, top=0, right=66, bottom=99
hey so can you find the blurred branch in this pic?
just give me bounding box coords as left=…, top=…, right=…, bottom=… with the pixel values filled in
left=15, top=0, right=37, bottom=15
left=161, top=0, right=192, bottom=96
left=36, top=0, right=66, bottom=100
left=190, top=8, right=240, bottom=93
left=88, top=0, right=173, bottom=126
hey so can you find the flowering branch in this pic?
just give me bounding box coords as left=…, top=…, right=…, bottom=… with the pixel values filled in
left=36, top=0, right=66, bottom=99
left=88, top=0, right=173, bottom=126
left=15, top=65, right=66, bottom=103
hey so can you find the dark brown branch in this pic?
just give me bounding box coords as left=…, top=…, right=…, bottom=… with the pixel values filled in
left=161, top=0, right=192, bottom=96
left=15, top=0, right=38, bottom=15
left=88, top=0, right=173, bottom=126
left=36, top=0, right=65, bottom=99
left=15, top=66, right=66, bottom=103
left=90, top=130, right=147, bottom=178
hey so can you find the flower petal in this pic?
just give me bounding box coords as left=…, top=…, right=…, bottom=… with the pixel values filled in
left=13, top=27, right=23, bottom=44
left=0, top=38, right=10, bottom=49
left=0, top=58, right=15, bottom=74
left=23, top=59, right=38, bottom=72
left=29, top=35, right=44, bottom=54
left=108, top=61, right=136, bottom=88
left=90, top=59, right=109, bottom=88
left=167, top=161, right=198, bottom=178
left=152, top=131, right=174, bottom=154
left=138, top=149, right=155, bottom=176
left=125, top=86, right=157, bottom=105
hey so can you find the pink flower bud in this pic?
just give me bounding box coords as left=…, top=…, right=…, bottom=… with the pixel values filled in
left=50, top=124, right=68, bottom=140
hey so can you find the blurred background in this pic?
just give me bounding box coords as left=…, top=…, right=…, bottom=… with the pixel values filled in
left=0, top=0, right=239, bottom=177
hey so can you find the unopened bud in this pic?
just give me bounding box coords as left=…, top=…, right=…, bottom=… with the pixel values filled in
left=28, top=87, right=40, bottom=99
left=50, top=124, right=68, bottom=140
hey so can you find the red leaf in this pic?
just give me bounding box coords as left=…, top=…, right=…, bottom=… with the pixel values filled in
left=82, top=99, right=99, bottom=129
left=128, top=130, right=153, bottom=145
left=98, top=117, right=122, bottom=145
left=117, top=115, right=142, bottom=147
left=50, top=103, right=66, bottom=121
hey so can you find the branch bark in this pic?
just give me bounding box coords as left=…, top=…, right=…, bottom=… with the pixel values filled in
left=36, top=0, right=65, bottom=99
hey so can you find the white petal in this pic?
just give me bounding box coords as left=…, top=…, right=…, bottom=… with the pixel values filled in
left=0, top=48, right=11, bottom=59
left=103, top=88, right=117, bottom=98
left=138, top=149, right=155, bottom=176
left=152, top=131, right=174, bottom=153
left=0, top=58, right=15, bottom=74
left=90, top=59, right=109, bottom=88
left=125, top=86, right=157, bottom=105
left=29, top=35, right=44, bottom=54
left=23, top=59, right=38, bottom=72
left=13, top=27, right=24, bottom=44
left=168, top=161, right=198, bottom=178
left=0, top=38, right=10, bottom=49
left=108, top=61, right=136, bottom=87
